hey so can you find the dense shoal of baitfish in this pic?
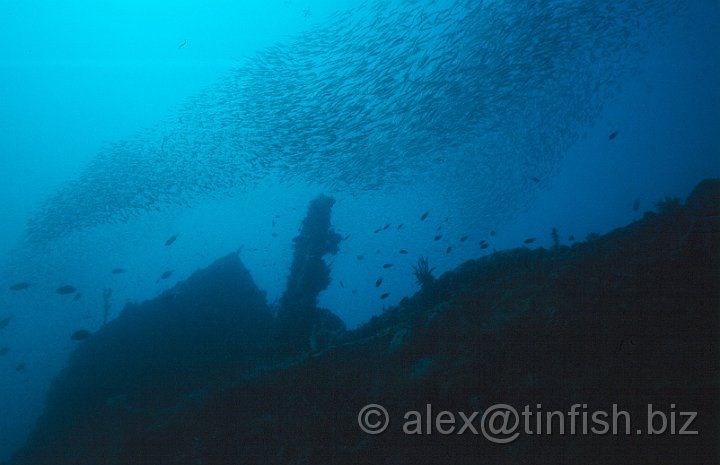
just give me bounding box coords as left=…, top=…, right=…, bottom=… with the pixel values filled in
left=22, top=0, right=682, bottom=243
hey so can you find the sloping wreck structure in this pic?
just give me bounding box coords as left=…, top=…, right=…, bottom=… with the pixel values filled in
left=10, top=181, right=720, bottom=464
left=13, top=253, right=275, bottom=464
left=11, top=195, right=346, bottom=464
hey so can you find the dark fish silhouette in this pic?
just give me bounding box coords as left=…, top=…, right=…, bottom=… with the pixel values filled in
left=608, top=130, right=618, bottom=140
left=111, top=268, right=126, bottom=274
left=490, top=231, right=496, bottom=236
left=568, top=235, right=575, bottom=241
left=165, top=235, right=178, bottom=246
left=16, top=362, right=26, bottom=372
left=420, top=211, right=428, bottom=221
left=434, top=235, right=442, bottom=241
left=340, top=281, right=344, bottom=288
left=382, top=263, right=393, bottom=269
left=399, top=249, right=409, bottom=254
left=373, top=228, right=381, bottom=233
left=436, top=225, right=442, bottom=231
left=160, top=270, right=174, bottom=280
left=632, top=198, right=640, bottom=212
left=383, top=223, right=390, bottom=230
left=524, top=238, right=536, bottom=244
left=446, top=246, right=452, bottom=254
left=356, top=255, right=364, bottom=260
left=380, top=292, right=390, bottom=299
left=397, top=224, right=404, bottom=229
left=375, top=277, right=383, bottom=287
left=531, top=176, right=540, bottom=183
left=480, top=243, right=489, bottom=250
left=460, top=236, right=468, bottom=242
left=0, top=317, right=10, bottom=330
left=479, top=239, right=487, bottom=245
left=71, top=329, right=91, bottom=341
left=178, top=39, right=187, bottom=49
left=9, top=282, right=31, bottom=291
left=56, top=285, right=77, bottom=295
left=344, top=234, right=350, bottom=240
left=73, top=293, right=83, bottom=302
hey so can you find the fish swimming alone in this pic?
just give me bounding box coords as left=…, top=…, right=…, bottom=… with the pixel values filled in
left=9, top=282, right=31, bottom=291
left=380, top=292, right=390, bottom=299
left=420, top=211, right=428, bottom=221
left=0, top=317, right=11, bottom=330
left=56, top=285, right=77, bottom=295
left=111, top=268, right=126, bottom=274
left=375, top=278, right=383, bottom=288
left=160, top=270, right=174, bottom=280
left=382, top=263, right=393, bottom=269
left=165, top=235, right=178, bottom=246
left=71, top=329, right=92, bottom=341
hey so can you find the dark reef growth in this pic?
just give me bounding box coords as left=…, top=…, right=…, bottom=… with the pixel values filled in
left=412, top=255, right=436, bottom=290
left=102, top=288, right=112, bottom=325
left=10, top=180, right=720, bottom=465
left=551, top=226, right=560, bottom=249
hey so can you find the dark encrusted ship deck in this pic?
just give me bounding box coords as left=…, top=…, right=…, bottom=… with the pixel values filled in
left=11, top=180, right=720, bottom=465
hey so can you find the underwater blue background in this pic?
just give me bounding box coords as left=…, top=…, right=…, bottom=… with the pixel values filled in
left=0, top=0, right=718, bottom=459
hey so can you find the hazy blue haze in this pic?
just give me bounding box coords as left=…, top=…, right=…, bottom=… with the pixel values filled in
left=0, top=0, right=718, bottom=460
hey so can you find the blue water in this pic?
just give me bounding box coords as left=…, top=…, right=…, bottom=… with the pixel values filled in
left=0, top=0, right=718, bottom=459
